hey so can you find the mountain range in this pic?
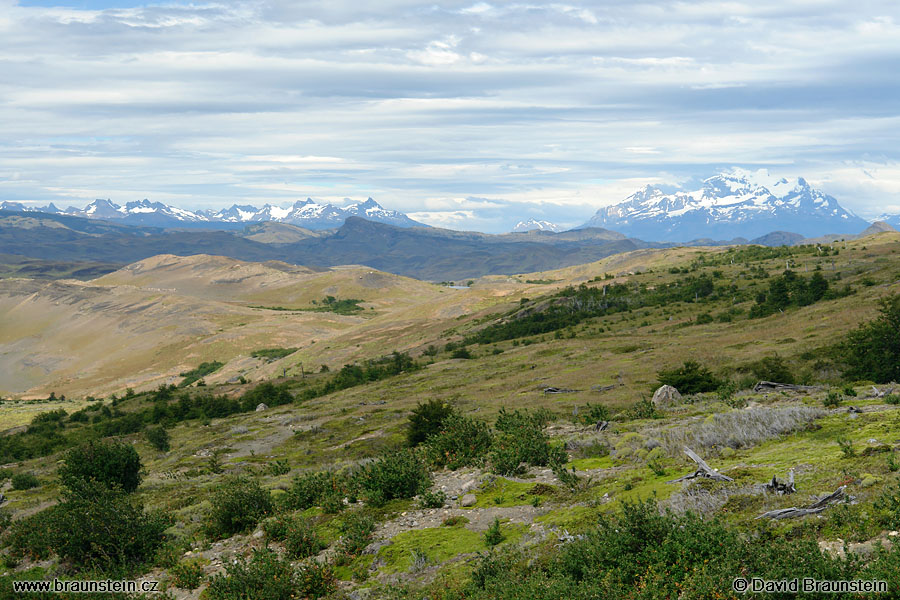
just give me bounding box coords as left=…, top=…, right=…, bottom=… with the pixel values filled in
left=0, top=197, right=424, bottom=230
left=580, top=169, right=872, bottom=241
left=512, top=218, right=563, bottom=233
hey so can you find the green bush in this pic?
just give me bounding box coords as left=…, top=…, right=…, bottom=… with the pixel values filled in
left=11, top=472, right=40, bottom=490
left=484, top=517, right=505, bottom=546
left=58, top=440, right=143, bottom=493
left=425, top=414, right=493, bottom=470
left=407, top=399, right=455, bottom=447
left=337, top=512, right=376, bottom=557
left=574, top=403, right=609, bottom=426
left=7, top=508, right=58, bottom=560
left=823, top=390, right=843, bottom=408
left=282, top=470, right=349, bottom=511
left=451, top=348, right=473, bottom=359
left=354, top=448, right=431, bottom=506
left=51, top=480, right=170, bottom=573
left=240, top=381, right=294, bottom=410
left=178, top=361, right=224, bottom=387
left=747, top=355, right=795, bottom=384
left=205, top=475, right=274, bottom=539
left=418, top=489, right=447, bottom=509
left=205, top=549, right=335, bottom=600
left=843, top=294, right=900, bottom=383
left=265, top=515, right=324, bottom=559
left=144, top=425, right=170, bottom=452
left=489, top=408, right=566, bottom=476
left=657, top=360, right=721, bottom=394
left=169, top=559, right=206, bottom=590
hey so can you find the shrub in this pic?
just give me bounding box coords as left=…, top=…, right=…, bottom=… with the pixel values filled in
left=337, top=512, right=376, bottom=557
left=451, top=348, right=473, bottom=359
left=626, top=397, right=658, bottom=420
left=11, top=472, right=40, bottom=490
left=206, top=549, right=335, bottom=600
left=51, top=480, right=170, bottom=573
left=169, top=559, right=206, bottom=589
left=823, top=390, right=843, bottom=408
left=418, top=489, right=447, bottom=509
left=425, top=414, right=493, bottom=470
left=354, top=448, right=431, bottom=506
left=843, top=294, right=900, bottom=383
left=205, top=475, right=274, bottom=539
left=145, top=425, right=170, bottom=452
left=58, top=440, right=143, bottom=493
left=875, top=479, right=900, bottom=528
left=7, top=508, right=58, bottom=560
left=267, top=515, right=326, bottom=559
left=240, top=381, right=294, bottom=410
left=407, top=399, right=455, bottom=447
left=484, top=518, right=505, bottom=546
left=282, top=470, right=348, bottom=511
left=837, top=437, right=855, bottom=458
left=574, top=403, right=609, bottom=426
left=489, top=408, right=566, bottom=476
left=747, top=355, right=795, bottom=384
left=657, top=360, right=721, bottom=394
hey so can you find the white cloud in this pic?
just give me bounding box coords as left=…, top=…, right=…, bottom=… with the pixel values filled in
left=0, top=0, right=898, bottom=231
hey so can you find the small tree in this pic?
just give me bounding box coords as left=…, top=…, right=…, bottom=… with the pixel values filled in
left=145, top=425, right=170, bottom=452
left=843, top=294, right=900, bottom=383
left=657, top=360, right=721, bottom=394
left=58, top=440, right=142, bottom=493
left=407, top=399, right=455, bottom=447
left=206, top=475, right=274, bottom=539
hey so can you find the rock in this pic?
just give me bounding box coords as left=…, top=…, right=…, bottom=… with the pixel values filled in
left=231, top=425, right=249, bottom=435
left=252, top=529, right=264, bottom=539
left=255, top=403, right=268, bottom=412
left=460, top=479, right=478, bottom=493
left=460, top=494, right=477, bottom=507
left=652, top=385, right=682, bottom=407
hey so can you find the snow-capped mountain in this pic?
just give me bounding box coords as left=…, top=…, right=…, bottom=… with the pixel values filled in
left=579, top=169, right=870, bottom=242
left=0, top=197, right=425, bottom=230
left=876, top=213, right=900, bottom=230
left=511, top=218, right=563, bottom=233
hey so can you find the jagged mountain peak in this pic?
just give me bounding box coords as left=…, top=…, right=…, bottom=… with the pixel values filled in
left=0, top=196, right=425, bottom=230
left=580, top=169, right=868, bottom=242
left=512, top=218, right=563, bottom=233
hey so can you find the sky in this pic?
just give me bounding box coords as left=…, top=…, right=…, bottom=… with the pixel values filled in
left=1, top=1, right=899, bottom=232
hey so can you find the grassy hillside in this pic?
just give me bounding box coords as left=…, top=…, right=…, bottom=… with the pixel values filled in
left=1, top=231, right=900, bottom=598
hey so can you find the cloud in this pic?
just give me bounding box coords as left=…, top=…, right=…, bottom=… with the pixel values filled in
left=0, top=0, right=898, bottom=232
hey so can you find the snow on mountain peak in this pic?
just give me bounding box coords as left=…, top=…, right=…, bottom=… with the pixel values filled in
left=580, top=169, right=869, bottom=241
left=2, top=197, right=425, bottom=230
left=512, top=218, right=563, bottom=233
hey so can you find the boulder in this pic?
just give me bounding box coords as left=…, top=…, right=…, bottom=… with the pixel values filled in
left=460, top=493, right=477, bottom=507
left=255, top=403, right=268, bottom=412
left=652, top=385, right=682, bottom=407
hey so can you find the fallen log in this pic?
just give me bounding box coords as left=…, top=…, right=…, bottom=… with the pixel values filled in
left=757, top=486, right=846, bottom=520
left=667, top=447, right=733, bottom=484
left=753, top=381, right=823, bottom=393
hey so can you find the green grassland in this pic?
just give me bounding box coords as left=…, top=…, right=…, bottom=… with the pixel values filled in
left=2, top=232, right=900, bottom=598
